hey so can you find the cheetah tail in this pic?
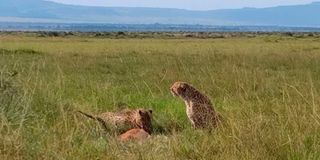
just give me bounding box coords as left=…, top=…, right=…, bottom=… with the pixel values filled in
left=77, top=111, right=109, bottom=130
left=78, top=111, right=96, bottom=120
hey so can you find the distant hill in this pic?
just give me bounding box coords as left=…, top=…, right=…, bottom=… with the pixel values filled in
left=0, top=0, right=319, bottom=26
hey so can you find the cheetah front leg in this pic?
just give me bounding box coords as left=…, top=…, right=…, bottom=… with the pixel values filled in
left=190, top=120, right=196, bottom=129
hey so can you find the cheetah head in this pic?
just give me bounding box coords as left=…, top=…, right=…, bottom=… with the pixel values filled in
left=170, top=81, right=189, bottom=98
left=135, top=109, right=153, bottom=134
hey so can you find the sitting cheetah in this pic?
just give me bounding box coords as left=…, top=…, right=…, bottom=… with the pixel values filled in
left=78, top=108, right=153, bottom=134
left=170, top=81, right=220, bottom=129
left=119, top=128, right=150, bottom=142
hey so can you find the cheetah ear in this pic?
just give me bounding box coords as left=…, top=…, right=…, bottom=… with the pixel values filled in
left=148, top=109, right=152, bottom=114
left=138, top=110, right=143, bottom=115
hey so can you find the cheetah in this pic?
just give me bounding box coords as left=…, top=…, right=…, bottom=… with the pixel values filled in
left=118, top=128, right=150, bottom=142
left=170, top=81, right=220, bottom=129
left=78, top=108, right=153, bottom=134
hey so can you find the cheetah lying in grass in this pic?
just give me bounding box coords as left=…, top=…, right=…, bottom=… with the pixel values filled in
left=78, top=108, right=153, bottom=134
left=170, top=81, right=220, bottom=129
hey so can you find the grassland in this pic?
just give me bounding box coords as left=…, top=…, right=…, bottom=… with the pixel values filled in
left=1, top=33, right=320, bottom=159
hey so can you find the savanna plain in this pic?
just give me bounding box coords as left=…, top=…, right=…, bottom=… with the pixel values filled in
left=1, top=32, right=320, bottom=159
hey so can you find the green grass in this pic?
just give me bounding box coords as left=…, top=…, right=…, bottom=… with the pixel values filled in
left=1, top=34, right=320, bottom=159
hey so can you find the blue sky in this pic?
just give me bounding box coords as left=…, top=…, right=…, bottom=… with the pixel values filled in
left=49, top=0, right=318, bottom=10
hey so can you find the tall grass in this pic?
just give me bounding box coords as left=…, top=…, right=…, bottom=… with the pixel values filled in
left=0, top=35, right=320, bottom=159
